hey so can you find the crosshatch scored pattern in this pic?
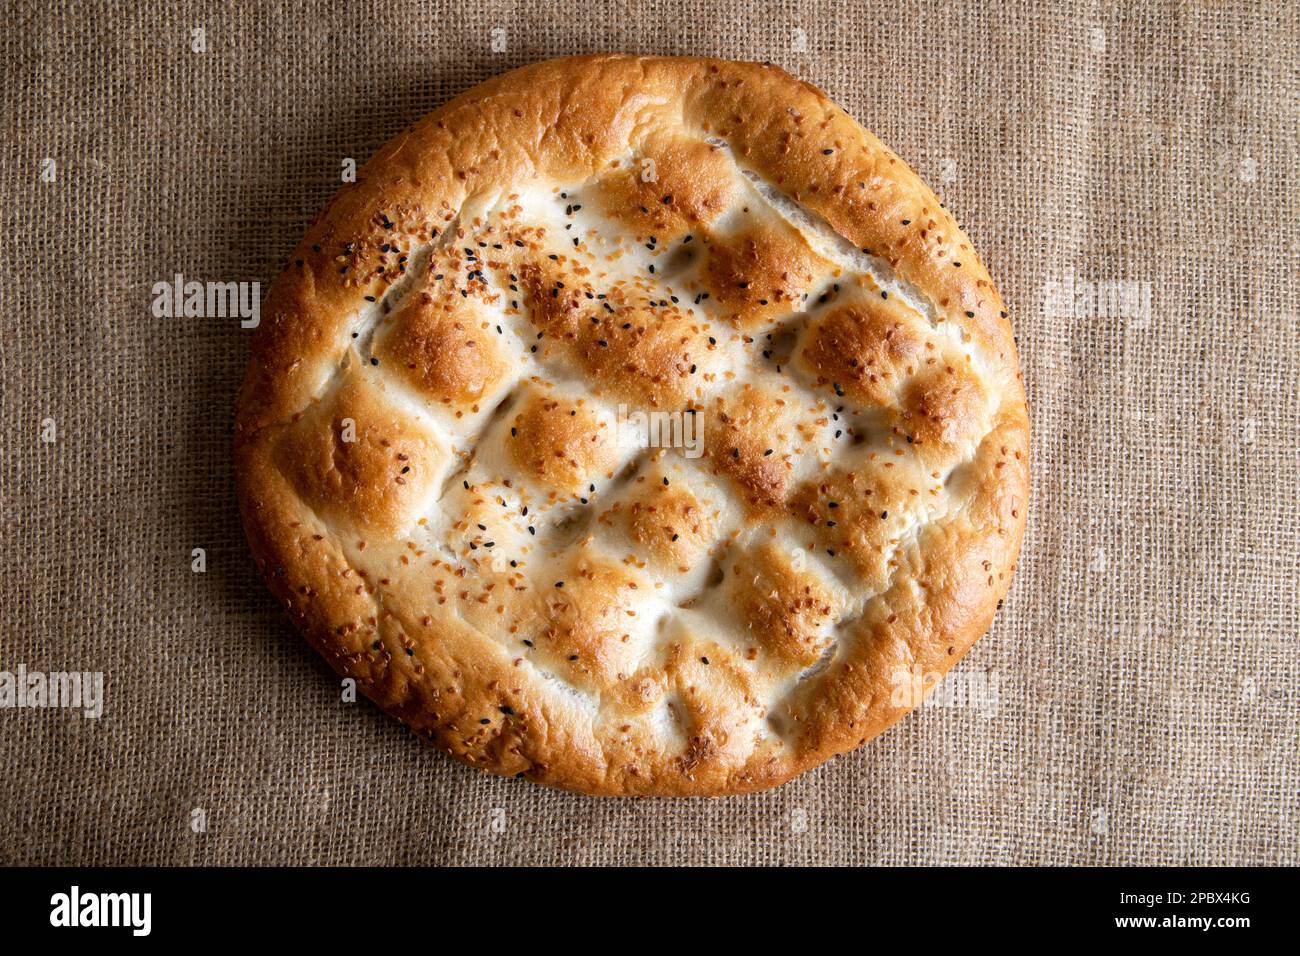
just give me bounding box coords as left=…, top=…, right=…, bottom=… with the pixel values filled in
left=236, top=56, right=1029, bottom=795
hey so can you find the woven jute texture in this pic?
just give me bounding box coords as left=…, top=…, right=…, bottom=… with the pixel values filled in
left=1, top=0, right=1296, bottom=866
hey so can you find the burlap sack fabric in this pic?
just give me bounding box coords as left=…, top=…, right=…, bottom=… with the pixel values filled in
left=1, top=0, right=1295, bottom=866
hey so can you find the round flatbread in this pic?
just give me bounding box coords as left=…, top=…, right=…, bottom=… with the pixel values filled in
left=236, top=54, right=1029, bottom=795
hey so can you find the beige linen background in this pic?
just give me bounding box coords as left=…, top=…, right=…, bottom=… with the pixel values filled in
left=1, top=0, right=1296, bottom=866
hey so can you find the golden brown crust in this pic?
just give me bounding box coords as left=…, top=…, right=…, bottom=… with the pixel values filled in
left=235, top=55, right=1029, bottom=796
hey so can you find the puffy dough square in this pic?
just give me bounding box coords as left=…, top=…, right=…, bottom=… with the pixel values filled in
left=655, top=613, right=773, bottom=772
left=795, top=291, right=932, bottom=408
left=700, top=210, right=836, bottom=328
left=705, top=539, right=852, bottom=676
left=702, top=377, right=832, bottom=512
left=787, top=455, right=941, bottom=594
left=515, top=252, right=735, bottom=409
left=587, top=134, right=741, bottom=242
left=276, top=366, right=451, bottom=537
left=371, top=269, right=517, bottom=421
left=594, top=454, right=733, bottom=589
left=523, top=548, right=665, bottom=695
left=469, top=380, right=629, bottom=509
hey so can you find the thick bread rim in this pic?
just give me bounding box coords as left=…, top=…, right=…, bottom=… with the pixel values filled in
left=235, top=54, right=1030, bottom=796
